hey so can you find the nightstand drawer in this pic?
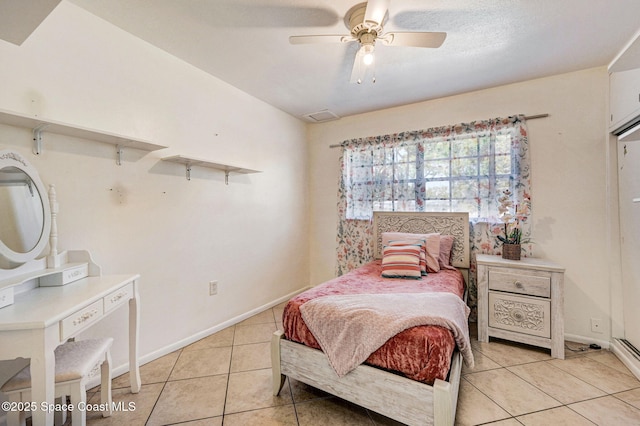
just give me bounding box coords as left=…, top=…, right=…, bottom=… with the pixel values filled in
left=489, top=270, right=550, bottom=298
left=489, top=291, right=550, bottom=338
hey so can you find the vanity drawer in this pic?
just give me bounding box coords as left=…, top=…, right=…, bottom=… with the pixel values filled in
left=104, top=283, right=133, bottom=314
left=489, top=270, right=550, bottom=298
left=60, top=299, right=104, bottom=339
left=489, top=291, right=551, bottom=338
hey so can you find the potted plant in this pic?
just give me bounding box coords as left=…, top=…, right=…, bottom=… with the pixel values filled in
left=497, top=189, right=530, bottom=260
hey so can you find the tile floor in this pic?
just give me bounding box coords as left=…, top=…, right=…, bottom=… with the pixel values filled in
left=77, top=302, right=640, bottom=425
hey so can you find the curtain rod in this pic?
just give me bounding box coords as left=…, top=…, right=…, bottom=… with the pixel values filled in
left=329, top=113, right=549, bottom=148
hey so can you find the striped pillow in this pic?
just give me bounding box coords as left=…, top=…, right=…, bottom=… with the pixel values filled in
left=381, top=244, right=422, bottom=279
left=382, top=232, right=441, bottom=273
left=388, top=239, right=427, bottom=275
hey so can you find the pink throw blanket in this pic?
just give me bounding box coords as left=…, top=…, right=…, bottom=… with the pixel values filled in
left=300, top=292, right=474, bottom=377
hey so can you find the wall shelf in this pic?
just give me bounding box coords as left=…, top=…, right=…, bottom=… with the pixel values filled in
left=161, top=154, right=261, bottom=183
left=0, top=108, right=167, bottom=164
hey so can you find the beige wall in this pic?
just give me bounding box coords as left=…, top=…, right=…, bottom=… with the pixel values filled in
left=308, top=67, right=613, bottom=344
left=0, top=1, right=309, bottom=380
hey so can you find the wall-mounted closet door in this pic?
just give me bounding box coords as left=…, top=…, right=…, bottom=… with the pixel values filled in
left=618, top=139, right=640, bottom=351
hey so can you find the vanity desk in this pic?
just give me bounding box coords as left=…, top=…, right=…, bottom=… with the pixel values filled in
left=0, top=149, right=141, bottom=425
left=0, top=272, right=141, bottom=426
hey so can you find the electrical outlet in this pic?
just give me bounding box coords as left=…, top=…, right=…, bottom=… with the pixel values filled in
left=209, top=281, right=218, bottom=296
left=591, top=318, right=603, bottom=333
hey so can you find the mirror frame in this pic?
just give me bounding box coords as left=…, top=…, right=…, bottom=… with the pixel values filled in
left=0, top=149, right=51, bottom=265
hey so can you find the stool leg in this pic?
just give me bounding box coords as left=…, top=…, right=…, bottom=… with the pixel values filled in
left=6, top=393, right=26, bottom=426
left=53, top=396, right=66, bottom=426
left=100, top=350, right=113, bottom=417
left=70, top=381, right=87, bottom=426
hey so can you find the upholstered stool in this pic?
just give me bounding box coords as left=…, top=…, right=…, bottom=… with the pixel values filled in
left=1, top=338, right=113, bottom=426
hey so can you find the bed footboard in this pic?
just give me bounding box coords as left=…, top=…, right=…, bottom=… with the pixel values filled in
left=271, top=330, right=462, bottom=426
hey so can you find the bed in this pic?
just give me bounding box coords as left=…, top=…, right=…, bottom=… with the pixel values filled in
left=271, top=212, right=471, bottom=426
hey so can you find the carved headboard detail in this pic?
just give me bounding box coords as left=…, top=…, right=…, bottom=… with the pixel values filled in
left=372, top=211, right=470, bottom=269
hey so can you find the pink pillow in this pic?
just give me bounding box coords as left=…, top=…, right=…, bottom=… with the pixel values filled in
left=381, top=244, right=422, bottom=279
left=382, top=232, right=440, bottom=273
left=438, top=235, right=457, bottom=270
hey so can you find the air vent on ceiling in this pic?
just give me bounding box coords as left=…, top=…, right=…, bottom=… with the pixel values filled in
left=302, top=110, right=340, bottom=123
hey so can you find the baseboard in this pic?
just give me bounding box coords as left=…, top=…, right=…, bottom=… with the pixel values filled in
left=564, top=333, right=611, bottom=350
left=611, top=338, right=640, bottom=380
left=105, top=286, right=312, bottom=381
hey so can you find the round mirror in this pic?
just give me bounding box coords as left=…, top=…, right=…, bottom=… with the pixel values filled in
left=0, top=150, right=51, bottom=266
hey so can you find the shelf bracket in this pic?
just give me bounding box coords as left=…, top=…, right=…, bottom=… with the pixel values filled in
left=32, top=124, right=49, bottom=155
left=116, top=145, right=124, bottom=166
left=225, top=171, right=230, bottom=185
left=186, top=164, right=192, bottom=181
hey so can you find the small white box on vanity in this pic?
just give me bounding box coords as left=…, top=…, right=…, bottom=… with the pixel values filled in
left=0, top=287, right=14, bottom=309
left=39, top=262, right=89, bottom=286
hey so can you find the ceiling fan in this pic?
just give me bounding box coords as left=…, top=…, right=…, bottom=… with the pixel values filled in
left=289, top=0, right=446, bottom=84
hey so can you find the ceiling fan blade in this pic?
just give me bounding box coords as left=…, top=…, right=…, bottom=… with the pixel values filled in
left=363, top=0, right=390, bottom=25
left=382, top=31, right=447, bottom=48
left=349, top=49, right=364, bottom=83
left=289, top=34, right=353, bottom=45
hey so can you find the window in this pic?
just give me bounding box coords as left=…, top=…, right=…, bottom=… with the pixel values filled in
left=336, top=115, right=531, bottom=277
left=342, top=117, right=526, bottom=222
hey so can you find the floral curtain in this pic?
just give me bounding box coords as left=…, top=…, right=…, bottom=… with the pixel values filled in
left=335, top=115, right=532, bottom=316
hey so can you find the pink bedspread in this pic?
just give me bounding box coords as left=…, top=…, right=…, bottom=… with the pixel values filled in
left=283, top=260, right=466, bottom=384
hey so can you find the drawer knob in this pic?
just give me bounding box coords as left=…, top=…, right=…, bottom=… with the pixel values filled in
left=514, top=281, right=524, bottom=288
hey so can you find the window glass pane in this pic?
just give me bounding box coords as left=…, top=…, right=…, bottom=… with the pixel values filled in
left=372, top=147, right=394, bottom=164
left=451, top=199, right=480, bottom=217
left=395, top=145, right=417, bottom=163
left=424, top=159, right=450, bottom=178
left=478, top=198, right=491, bottom=219
left=451, top=158, right=477, bottom=177
left=424, top=180, right=449, bottom=199
left=479, top=156, right=490, bottom=175
left=350, top=166, right=371, bottom=184
left=451, top=179, right=478, bottom=199
left=495, top=134, right=511, bottom=154
left=393, top=181, right=416, bottom=200
left=394, top=162, right=416, bottom=180
left=395, top=199, right=416, bottom=211
left=352, top=150, right=372, bottom=165
left=452, top=138, right=477, bottom=157
left=478, top=178, right=490, bottom=198
left=424, top=140, right=449, bottom=160
left=373, top=200, right=394, bottom=211
left=373, top=181, right=394, bottom=201
left=495, top=154, right=511, bottom=175
left=495, top=178, right=511, bottom=194
left=423, top=199, right=451, bottom=211
left=478, top=136, right=490, bottom=156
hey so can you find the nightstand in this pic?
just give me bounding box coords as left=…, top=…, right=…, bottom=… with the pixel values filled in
left=476, top=254, right=565, bottom=359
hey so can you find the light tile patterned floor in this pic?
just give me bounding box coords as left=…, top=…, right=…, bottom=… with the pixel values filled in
left=76, top=303, right=640, bottom=425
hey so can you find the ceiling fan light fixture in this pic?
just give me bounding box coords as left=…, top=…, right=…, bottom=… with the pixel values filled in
left=360, top=44, right=375, bottom=65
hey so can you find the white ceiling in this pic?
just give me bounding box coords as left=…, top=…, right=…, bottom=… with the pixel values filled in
left=9, top=1, right=640, bottom=121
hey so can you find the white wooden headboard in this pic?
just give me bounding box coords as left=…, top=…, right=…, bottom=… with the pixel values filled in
left=372, top=211, right=470, bottom=269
